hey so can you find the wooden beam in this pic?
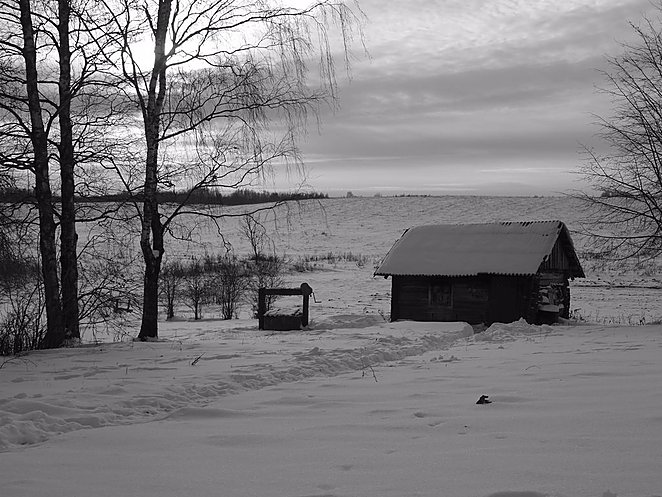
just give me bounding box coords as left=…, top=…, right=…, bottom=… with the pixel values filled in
left=261, top=288, right=306, bottom=296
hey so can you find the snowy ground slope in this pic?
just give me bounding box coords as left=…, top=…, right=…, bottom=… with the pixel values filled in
left=0, top=317, right=471, bottom=451
left=2, top=319, right=662, bottom=497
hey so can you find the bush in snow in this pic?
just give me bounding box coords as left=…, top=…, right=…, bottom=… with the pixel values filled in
left=159, top=261, right=186, bottom=320
left=182, top=259, right=211, bottom=321
left=208, top=255, right=245, bottom=320
left=0, top=269, right=45, bottom=356
left=244, top=255, right=285, bottom=318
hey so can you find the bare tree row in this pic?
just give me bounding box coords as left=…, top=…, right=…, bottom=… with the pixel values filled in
left=160, top=251, right=283, bottom=321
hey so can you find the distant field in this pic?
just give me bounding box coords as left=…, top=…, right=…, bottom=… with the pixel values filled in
left=146, top=196, right=662, bottom=325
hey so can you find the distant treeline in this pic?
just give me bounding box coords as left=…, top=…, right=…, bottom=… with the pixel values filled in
left=394, top=194, right=434, bottom=198
left=0, top=187, right=328, bottom=205
left=599, top=189, right=633, bottom=199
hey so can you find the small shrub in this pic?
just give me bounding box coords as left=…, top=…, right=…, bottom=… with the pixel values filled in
left=76, top=249, right=141, bottom=341
left=160, top=261, right=186, bottom=320
left=292, top=252, right=371, bottom=270
left=182, top=259, right=210, bottom=320
left=0, top=230, right=37, bottom=288
left=0, top=232, right=45, bottom=355
left=0, top=278, right=45, bottom=356
left=245, top=255, right=285, bottom=317
left=240, top=215, right=275, bottom=262
left=209, top=255, right=245, bottom=320
left=292, top=257, right=317, bottom=272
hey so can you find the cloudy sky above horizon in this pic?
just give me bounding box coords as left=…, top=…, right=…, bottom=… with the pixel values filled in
left=275, top=0, right=658, bottom=196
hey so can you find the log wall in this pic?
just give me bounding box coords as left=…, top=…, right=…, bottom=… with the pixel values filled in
left=391, top=274, right=541, bottom=325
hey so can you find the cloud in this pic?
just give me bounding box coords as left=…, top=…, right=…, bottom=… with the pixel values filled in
left=296, top=0, right=658, bottom=195
left=304, top=56, right=596, bottom=162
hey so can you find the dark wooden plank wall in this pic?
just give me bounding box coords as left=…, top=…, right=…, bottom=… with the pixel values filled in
left=452, top=278, right=489, bottom=324
left=392, top=275, right=538, bottom=324
left=539, top=238, right=571, bottom=272
left=391, top=276, right=439, bottom=321
left=488, top=275, right=536, bottom=324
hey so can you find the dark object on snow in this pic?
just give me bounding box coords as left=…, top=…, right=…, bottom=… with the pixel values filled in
left=476, top=395, right=491, bottom=405
left=374, top=221, right=585, bottom=326
left=258, top=283, right=313, bottom=331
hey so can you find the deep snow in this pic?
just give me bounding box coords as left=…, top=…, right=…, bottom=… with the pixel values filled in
left=2, top=317, right=661, bottom=497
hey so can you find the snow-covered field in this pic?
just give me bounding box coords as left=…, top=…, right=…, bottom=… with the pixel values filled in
left=2, top=196, right=662, bottom=497
left=180, top=196, right=662, bottom=324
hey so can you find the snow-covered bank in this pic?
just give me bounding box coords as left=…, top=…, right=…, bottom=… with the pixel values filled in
left=2, top=319, right=662, bottom=497
left=0, top=318, right=472, bottom=451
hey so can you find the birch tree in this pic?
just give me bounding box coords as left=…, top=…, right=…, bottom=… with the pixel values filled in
left=101, top=0, right=364, bottom=340
left=0, top=0, right=124, bottom=347
left=0, top=0, right=64, bottom=345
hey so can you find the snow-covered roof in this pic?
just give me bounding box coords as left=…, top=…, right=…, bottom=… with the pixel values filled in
left=374, top=221, right=584, bottom=278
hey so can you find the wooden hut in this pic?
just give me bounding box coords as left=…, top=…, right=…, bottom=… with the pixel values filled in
left=374, top=221, right=584, bottom=325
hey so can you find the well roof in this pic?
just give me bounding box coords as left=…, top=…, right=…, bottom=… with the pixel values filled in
left=374, top=221, right=584, bottom=278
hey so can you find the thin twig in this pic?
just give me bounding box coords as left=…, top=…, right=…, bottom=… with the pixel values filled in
left=191, top=353, right=204, bottom=366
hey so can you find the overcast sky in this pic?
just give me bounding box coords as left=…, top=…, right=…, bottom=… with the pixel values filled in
left=273, top=0, right=658, bottom=196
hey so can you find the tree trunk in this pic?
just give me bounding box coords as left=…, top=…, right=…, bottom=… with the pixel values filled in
left=18, top=0, right=64, bottom=347
left=137, top=133, right=164, bottom=340
left=137, top=202, right=164, bottom=338
left=138, top=249, right=161, bottom=339
left=137, top=197, right=164, bottom=338
left=136, top=0, right=171, bottom=340
left=35, top=173, right=64, bottom=349
left=58, top=0, right=80, bottom=341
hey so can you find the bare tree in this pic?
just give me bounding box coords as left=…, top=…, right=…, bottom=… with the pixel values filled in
left=76, top=226, right=143, bottom=340
left=183, top=259, right=209, bottom=320
left=240, top=213, right=284, bottom=316
left=160, top=260, right=185, bottom=320
left=245, top=255, right=284, bottom=317
left=56, top=0, right=79, bottom=342
left=0, top=262, right=45, bottom=356
left=0, top=0, right=131, bottom=348
left=241, top=213, right=273, bottom=261
left=0, top=0, right=65, bottom=345
left=580, top=3, right=662, bottom=260
left=211, top=255, right=245, bottom=320
left=99, top=0, right=364, bottom=339
left=0, top=180, right=45, bottom=355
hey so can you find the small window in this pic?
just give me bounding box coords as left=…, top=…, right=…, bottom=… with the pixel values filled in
left=429, top=281, right=452, bottom=307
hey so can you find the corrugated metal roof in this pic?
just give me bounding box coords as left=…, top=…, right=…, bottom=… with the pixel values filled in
left=374, top=221, right=584, bottom=277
